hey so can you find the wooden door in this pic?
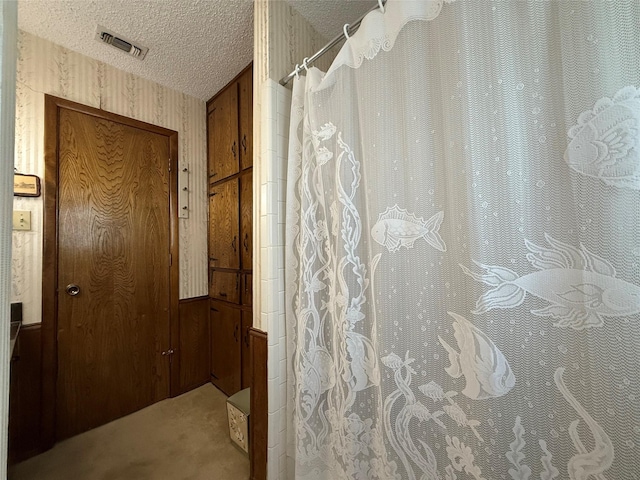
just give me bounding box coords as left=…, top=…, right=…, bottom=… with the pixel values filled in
left=241, top=310, right=253, bottom=390
left=210, top=301, right=241, bottom=395
left=208, top=85, right=239, bottom=182
left=209, top=179, right=240, bottom=269
left=240, top=173, right=253, bottom=270
left=55, top=108, right=172, bottom=440
left=238, top=68, right=253, bottom=170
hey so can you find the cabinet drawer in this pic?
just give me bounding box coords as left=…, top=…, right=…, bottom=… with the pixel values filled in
left=210, top=271, right=239, bottom=304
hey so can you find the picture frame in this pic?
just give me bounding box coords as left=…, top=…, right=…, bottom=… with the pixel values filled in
left=14, top=173, right=41, bottom=197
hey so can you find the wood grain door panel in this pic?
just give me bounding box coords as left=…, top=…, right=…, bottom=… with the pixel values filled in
left=240, top=173, right=253, bottom=271
left=210, top=301, right=241, bottom=395
left=238, top=68, right=253, bottom=170
left=56, top=108, right=171, bottom=440
left=208, top=86, right=239, bottom=182
left=209, top=270, right=239, bottom=304
left=209, top=179, right=240, bottom=269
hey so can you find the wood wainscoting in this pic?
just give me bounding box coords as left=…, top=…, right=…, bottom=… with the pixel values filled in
left=249, top=328, right=267, bottom=480
left=9, top=324, right=43, bottom=464
left=178, top=297, right=210, bottom=394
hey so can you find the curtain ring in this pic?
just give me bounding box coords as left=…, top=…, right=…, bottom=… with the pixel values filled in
left=302, top=57, right=310, bottom=72
left=378, top=0, right=385, bottom=13
left=294, top=64, right=300, bottom=79
left=343, top=23, right=350, bottom=39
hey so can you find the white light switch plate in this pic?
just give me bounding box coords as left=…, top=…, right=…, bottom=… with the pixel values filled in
left=13, top=211, right=31, bottom=231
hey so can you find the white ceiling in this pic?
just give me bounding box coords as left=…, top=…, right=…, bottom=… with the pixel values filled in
left=290, top=0, right=374, bottom=42
left=17, top=0, right=374, bottom=101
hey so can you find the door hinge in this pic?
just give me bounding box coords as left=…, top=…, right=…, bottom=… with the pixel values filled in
left=168, top=158, right=172, bottom=172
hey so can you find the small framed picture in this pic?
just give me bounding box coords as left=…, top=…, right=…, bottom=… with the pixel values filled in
left=14, top=174, right=41, bottom=197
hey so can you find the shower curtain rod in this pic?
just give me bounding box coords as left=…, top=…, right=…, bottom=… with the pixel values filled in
left=279, top=0, right=387, bottom=86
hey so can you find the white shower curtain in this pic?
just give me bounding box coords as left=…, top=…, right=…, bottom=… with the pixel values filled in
left=285, top=1, right=640, bottom=479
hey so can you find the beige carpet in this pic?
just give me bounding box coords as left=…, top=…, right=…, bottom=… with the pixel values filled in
left=9, top=384, right=250, bottom=480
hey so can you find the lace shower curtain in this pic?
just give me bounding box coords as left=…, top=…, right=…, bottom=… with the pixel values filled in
left=285, top=1, right=640, bottom=478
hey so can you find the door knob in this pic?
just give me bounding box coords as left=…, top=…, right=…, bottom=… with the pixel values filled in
left=65, top=284, right=80, bottom=296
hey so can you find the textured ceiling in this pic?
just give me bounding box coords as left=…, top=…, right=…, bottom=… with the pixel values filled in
left=288, top=0, right=375, bottom=41
left=17, top=0, right=374, bottom=101
left=18, top=0, right=254, bottom=100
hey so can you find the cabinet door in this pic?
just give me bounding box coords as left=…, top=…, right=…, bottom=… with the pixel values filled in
left=241, top=310, right=253, bottom=390
left=210, top=301, right=241, bottom=395
left=240, top=173, right=252, bottom=271
left=210, top=270, right=240, bottom=304
left=242, top=273, right=252, bottom=307
left=209, top=179, right=240, bottom=269
left=238, top=68, right=253, bottom=170
left=208, top=85, right=239, bottom=182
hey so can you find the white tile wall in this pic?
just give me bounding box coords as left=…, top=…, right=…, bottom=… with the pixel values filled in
left=259, top=78, right=291, bottom=480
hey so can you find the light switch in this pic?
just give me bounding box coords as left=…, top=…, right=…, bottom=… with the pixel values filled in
left=13, top=211, right=31, bottom=231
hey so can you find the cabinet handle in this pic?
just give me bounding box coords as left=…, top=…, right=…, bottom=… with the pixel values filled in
left=231, top=141, right=237, bottom=158
left=233, top=323, right=239, bottom=342
left=231, top=236, right=237, bottom=253
left=244, top=275, right=248, bottom=295
left=209, top=192, right=217, bottom=197
left=218, top=292, right=228, bottom=297
left=211, top=308, right=219, bottom=312
left=243, top=233, right=248, bottom=252
left=241, top=135, right=247, bottom=155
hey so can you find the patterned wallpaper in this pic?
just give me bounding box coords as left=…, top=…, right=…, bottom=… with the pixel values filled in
left=12, top=31, right=208, bottom=325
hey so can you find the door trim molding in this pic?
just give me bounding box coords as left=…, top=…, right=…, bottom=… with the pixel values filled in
left=41, top=95, right=180, bottom=448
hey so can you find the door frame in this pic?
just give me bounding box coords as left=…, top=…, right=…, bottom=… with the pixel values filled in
left=41, top=95, right=180, bottom=448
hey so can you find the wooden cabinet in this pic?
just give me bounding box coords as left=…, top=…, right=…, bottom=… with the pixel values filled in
left=238, top=69, right=253, bottom=170
left=210, top=301, right=241, bottom=396
left=240, top=173, right=252, bottom=270
left=209, top=271, right=239, bottom=303
left=209, top=179, right=239, bottom=270
left=207, top=64, right=253, bottom=397
left=208, top=86, right=239, bottom=182
left=241, top=311, right=253, bottom=390
left=242, top=273, right=252, bottom=307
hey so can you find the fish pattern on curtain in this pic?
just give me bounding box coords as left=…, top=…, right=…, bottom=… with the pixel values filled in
left=285, top=1, right=640, bottom=479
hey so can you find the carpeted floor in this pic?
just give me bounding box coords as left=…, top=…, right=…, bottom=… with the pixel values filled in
left=9, top=384, right=250, bottom=480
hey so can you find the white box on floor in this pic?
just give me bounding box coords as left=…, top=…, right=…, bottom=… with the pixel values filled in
left=226, top=388, right=250, bottom=455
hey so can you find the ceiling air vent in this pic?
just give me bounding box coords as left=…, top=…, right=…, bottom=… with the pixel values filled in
left=95, top=26, right=148, bottom=60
